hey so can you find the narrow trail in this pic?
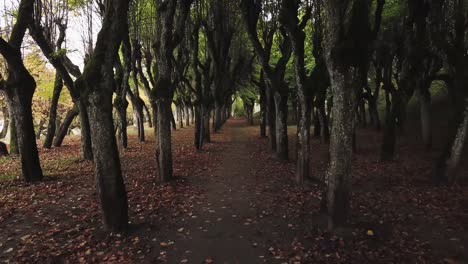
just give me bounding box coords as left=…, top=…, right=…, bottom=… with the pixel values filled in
left=164, top=119, right=293, bottom=263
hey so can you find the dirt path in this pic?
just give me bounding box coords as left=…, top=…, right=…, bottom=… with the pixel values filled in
left=163, top=119, right=291, bottom=263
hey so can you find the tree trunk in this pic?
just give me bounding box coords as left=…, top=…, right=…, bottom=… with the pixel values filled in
left=115, top=97, right=128, bottom=149
left=53, top=105, right=78, bottom=147
left=154, top=97, right=174, bottom=182
left=43, top=73, right=63, bottom=149
left=86, top=90, right=128, bottom=232
left=0, top=106, right=9, bottom=139
left=326, top=72, right=355, bottom=230
left=9, top=116, right=19, bottom=155
left=204, top=109, right=211, bottom=143
left=417, top=88, right=432, bottom=149
left=36, top=119, right=45, bottom=140
left=185, top=104, right=190, bottom=127
left=259, top=76, right=267, bottom=137
left=170, top=108, right=177, bottom=131
left=296, top=95, right=311, bottom=183
left=9, top=83, right=44, bottom=182
left=435, top=99, right=468, bottom=184
left=368, top=98, right=381, bottom=130
left=274, top=91, right=289, bottom=160
left=178, top=105, right=184, bottom=129
left=213, top=102, right=222, bottom=132
left=318, top=103, right=330, bottom=143
left=194, top=104, right=204, bottom=149
left=313, top=109, right=321, bottom=137
left=380, top=91, right=398, bottom=161
left=266, top=87, right=276, bottom=151
left=78, top=99, right=93, bottom=160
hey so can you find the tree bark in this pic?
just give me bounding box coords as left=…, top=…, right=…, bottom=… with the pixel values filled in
left=417, top=88, right=432, bottom=149
left=74, top=0, right=130, bottom=232
left=274, top=91, right=289, bottom=160
left=53, top=105, right=78, bottom=147
left=0, top=106, right=9, bottom=139
left=325, top=71, right=355, bottom=230
left=78, top=99, right=93, bottom=160
left=8, top=79, right=44, bottom=182
left=86, top=90, right=128, bottom=231
left=266, top=86, right=276, bottom=151
left=259, top=73, right=267, bottom=137
left=154, top=96, right=174, bottom=182
left=43, top=73, right=63, bottom=148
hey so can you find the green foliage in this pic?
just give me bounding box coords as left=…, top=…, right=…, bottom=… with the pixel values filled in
left=232, top=96, right=245, bottom=117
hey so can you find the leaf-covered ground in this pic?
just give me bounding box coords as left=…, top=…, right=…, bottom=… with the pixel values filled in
left=0, top=119, right=467, bottom=263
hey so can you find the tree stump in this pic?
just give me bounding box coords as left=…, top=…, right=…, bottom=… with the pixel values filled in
left=0, top=141, right=8, bottom=157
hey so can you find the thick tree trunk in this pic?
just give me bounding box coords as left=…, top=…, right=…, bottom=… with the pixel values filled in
left=417, top=88, right=432, bottom=149
left=326, top=72, right=355, bottom=230
left=78, top=99, right=93, bottom=160
left=53, top=105, right=78, bottom=147
left=274, top=91, right=289, bottom=160
left=9, top=83, right=44, bottom=182
left=86, top=91, right=128, bottom=232
left=43, top=73, right=63, bottom=149
left=154, top=97, right=174, bottom=182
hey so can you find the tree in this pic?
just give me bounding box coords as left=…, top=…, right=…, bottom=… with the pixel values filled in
left=0, top=0, right=43, bottom=182
left=280, top=0, right=313, bottom=183
left=322, top=0, right=374, bottom=229
left=151, top=0, right=192, bottom=182
left=241, top=0, right=292, bottom=160
left=29, top=0, right=93, bottom=160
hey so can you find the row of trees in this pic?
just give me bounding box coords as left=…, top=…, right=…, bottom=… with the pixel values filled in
left=0, top=0, right=466, bottom=231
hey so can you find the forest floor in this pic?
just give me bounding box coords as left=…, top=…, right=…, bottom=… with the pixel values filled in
left=0, top=118, right=467, bottom=263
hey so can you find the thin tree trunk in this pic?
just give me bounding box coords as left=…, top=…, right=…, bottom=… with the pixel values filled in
left=43, top=71, right=63, bottom=148
left=259, top=75, right=267, bottom=137
left=204, top=109, right=211, bottom=143
left=54, top=105, right=78, bottom=147
left=274, top=91, right=289, bottom=160
left=36, top=119, right=45, bottom=140
left=318, top=103, right=330, bottom=143
left=266, top=87, right=276, bottom=151
left=194, top=104, right=204, bottom=149
left=380, top=91, right=398, bottom=161
left=0, top=106, right=9, bottom=139
left=417, top=88, right=432, bottom=149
